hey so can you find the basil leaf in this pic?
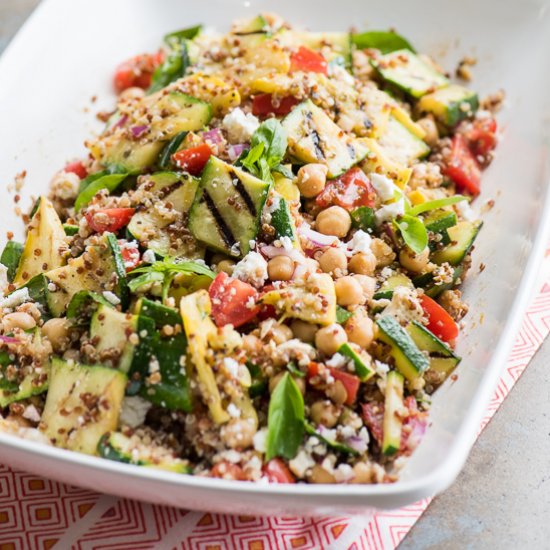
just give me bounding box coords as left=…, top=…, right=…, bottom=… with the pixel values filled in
left=351, top=206, right=376, bottom=232
left=66, top=290, right=113, bottom=323
left=246, top=361, right=268, bottom=398
left=75, top=173, right=129, bottom=211
left=266, top=372, right=305, bottom=460
left=128, top=271, right=165, bottom=293
left=0, top=241, right=23, bottom=282
left=164, top=25, right=202, bottom=46
left=158, top=131, right=188, bottom=169
left=408, top=195, right=468, bottom=217
left=251, top=119, right=287, bottom=169
left=336, top=305, right=353, bottom=324
left=272, top=164, right=294, bottom=179
left=394, top=214, right=428, bottom=254
left=149, top=41, right=190, bottom=93
left=352, top=30, right=415, bottom=54
left=304, top=422, right=359, bottom=456
left=286, top=361, right=306, bottom=378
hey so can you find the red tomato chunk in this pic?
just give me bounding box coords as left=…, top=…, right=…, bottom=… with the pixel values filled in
left=85, top=208, right=135, bottom=234
left=172, top=144, right=212, bottom=176
left=316, top=168, right=376, bottom=210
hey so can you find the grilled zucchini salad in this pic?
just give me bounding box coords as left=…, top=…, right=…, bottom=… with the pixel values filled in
left=0, top=14, right=499, bottom=484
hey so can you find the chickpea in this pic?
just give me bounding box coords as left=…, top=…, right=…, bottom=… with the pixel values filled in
left=290, top=319, right=318, bottom=343
left=269, top=323, right=293, bottom=345
left=217, top=259, right=235, bottom=275
left=345, top=314, right=375, bottom=348
left=221, top=418, right=256, bottom=450
left=2, top=312, right=36, bottom=332
left=352, top=275, right=376, bottom=304
left=41, top=318, right=70, bottom=351
left=119, top=86, right=145, bottom=102
left=399, top=246, right=430, bottom=273
left=350, top=462, right=374, bottom=484
left=326, top=379, right=348, bottom=405
left=316, top=206, right=351, bottom=238
left=308, top=464, right=336, bottom=483
left=296, top=163, right=328, bottom=198
left=267, top=256, right=294, bottom=281
left=315, top=324, right=348, bottom=355
left=348, top=251, right=377, bottom=276
left=242, top=334, right=262, bottom=354
left=319, top=247, right=347, bottom=275
left=417, top=116, right=439, bottom=147
left=269, top=372, right=306, bottom=394
left=310, top=400, right=341, bottom=428
left=335, top=276, right=363, bottom=307
left=371, top=238, right=396, bottom=268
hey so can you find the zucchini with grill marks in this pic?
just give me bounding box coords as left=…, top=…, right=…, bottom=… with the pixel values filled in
left=418, top=84, right=479, bottom=127
left=431, top=221, right=482, bottom=266
left=188, top=156, right=271, bottom=258
left=282, top=100, right=369, bottom=178
left=127, top=171, right=203, bottom=259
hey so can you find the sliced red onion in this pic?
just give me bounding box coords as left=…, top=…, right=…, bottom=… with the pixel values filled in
left=404, top=417, right=427, bottom=451
left=0, top=335, right=19, bottom=344
left=345, top=436, right=368, bottom=454
left=298, top=224, right=339, bottom=248
left=202, top=128, right=224, bottom=144
left=131, top=125, right=149, bottom=138
left=227, top=143, right=248, bottom=161
left=260, top=245, right=303, bottom=262
left=113, top=114, right=128, bottom=130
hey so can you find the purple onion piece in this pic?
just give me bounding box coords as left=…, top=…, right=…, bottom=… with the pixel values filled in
left=113, top=114, right=128, bottom=130
left=227, top=143, right=248, bottom=161
left=202, top=128, right=224, bottom=145
left=0, top=335, right=19, bottom=344
left=131, top=125, right=149, bottom=138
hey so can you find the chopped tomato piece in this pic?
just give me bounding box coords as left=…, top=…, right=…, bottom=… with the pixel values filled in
left=118, top=241, right=141, bottom=272
left=290, top=46, right=328, bottom=75
left=459, top=116, right=498, bottom=158
left=85, top=208, right=135, bottom=234
left=172, top=144, right=212, bottom=176
left=419, top=294, right=459, bottom=345
left=263, top=458, right=296, bottom=483
left=252, top=94, right=300, bottom=118
left=64, top=161, right=88, bottom=179
left=361, top=402, right=384, bottom=446
left=316, top=167, right=376, bottom=210
left=113, top=51, right=164, bottom=93
left=210, top=461, right=247, bottom=481
left=209, top=271, right=260, bottom=328
left=442, top=134, right=482, bottom=196
left=330, top=368, right=360, bottom=405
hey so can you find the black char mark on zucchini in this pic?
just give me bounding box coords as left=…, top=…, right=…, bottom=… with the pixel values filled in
left=203, top=191, right=237, bottom=248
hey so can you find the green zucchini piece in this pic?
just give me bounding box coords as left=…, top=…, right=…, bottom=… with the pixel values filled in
left=352, top=31, right=415, bottom=54
left=66, top=290, right=113, bottom=326
left=429, top=356, right=460, bottom=376
left=232, top=14, right=269, bottom=35
left=271, top=196, right=298, bottom=244
left=406, top=320, right=459, bottom=359
left=127, top=171, right=203, bottom=259
left=338, top=343, right=375, bottom=381
left=382, top=370, right=404, bottom=455
left=378, top=116, right=430, bottom=165
left=424, top=209, right=457, bottom=248
left=158, top=131, right=188, bottom=169
left=74, top=173, right=129, bottom=211
left=290, top=31, right=352, bottom=67
left=371, top=49, right=449, bottom=98
left=246, top=361, right=267, bottom=398
left=188, top=156, right=271, bottom=258
left=376, top=315, right=429, bottom=382
left=418, top=84, right=479, bottom=126
left=431, top=221, right=482, bottom=266
left=63, top=224, right=79, bottom=236
left=336, top=305, right=354, bottom=324
left=134, top=297, right=181, bottom=326
left=1, top=241, right=23, bottom=282
left=282, top=100, right=369, bottom=178
left=40, top=358, right=127, bottom=454
left=13, top=197, right=67, bottom=286
left=304, top=422, right=359, bottom=456
left=373, top=273, right=413, bottom=300
left=98, top=432, right=191, bottom=473
left=412, top=264, right=463, bottom=299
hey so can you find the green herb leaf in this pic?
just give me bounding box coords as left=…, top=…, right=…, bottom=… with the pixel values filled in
left=352, top=30, right=415, bottom=54
left=164, top=25, right=203, bottom=45
left=266, top=372, right=305, bottom=460
left=250, top=119, right=287, bottom=169
left=286, top=361, right=306, bottom=378
left=149, top=41, right=190, bottom=93
left=336, top=305, right=354, bottom=324
left=127, top=271, right=165, bottom=293
left=0, top=241, right=23, bottom=282
left=394, top=214, right=428, bottom=254
left=75, top=173, right=129, bottom=211
left=304, top=422, right=359, bottom=456
left=158, top=131, right=188, bottom=169
left=408, top=195, right=468, bottom=217
left=350, top=206, right=376, bottom=232
left=272, top=164, right=294, bottom=179
left=66, top=290, right=113, bottom=323
left=246, top=361, right=268, bottom=398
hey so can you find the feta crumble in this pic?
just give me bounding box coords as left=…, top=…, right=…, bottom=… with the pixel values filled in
left=102, top=291, right=121, bottom=306
left=0, top=264, right=8, bottom=294
left=370, top=173, right=396, bottom=202
left=455, top=199, right=478, bottom=222
left=222, top=108, right=260, bottom=143
left=232, top=251, right=268, bottom=288
left=253, top=428, right=268, bottom=453
left=375, top=198, right=405, bottom=225
left=346, top=229, right=372, bottom=255
left=119, top=396, right=152, bottom=428
left=289, top=450, right=316, bottom=477
left=0, top=287, right=30, bottom=309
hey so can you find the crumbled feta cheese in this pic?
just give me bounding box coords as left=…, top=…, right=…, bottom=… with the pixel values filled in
left=227, top=403, right=241, bottom=418
left=22, top=405, right=41, bottom=423
left=379, top=287, right=425, bottom=324
left=0, top=265, right=8, bottom=294
left=375, top=198, right=405, bottom=225
left=455, top=199, right=478, bottom=222
left=325, top=353, right=349, bottom=369
left=370, top=173, right=396, bottom=202
left=50, top=171, right=80, bottom=200
left=346, top=230, right=372, bottom=255
left=102, top=291, right=121, bottom=306
left=223, top=357, right=240, bottom=378
left=0, top=287, right=30, bottom=309
left=289, top=450, right=316, bottom=477
left=119, top=396, right=151, bottom=428
left=266, top=194, right=281, bottom=215
left=374, top=360, right=390, bottom=376
left=278, top=236, right=294, bottom=251
left=253, top=428, right=268, bottom=453
left=222, top=107, right=260, bottom=143
left=334, top=463, right=354, bottom=482
left=232, top=251, right=268, bottom=288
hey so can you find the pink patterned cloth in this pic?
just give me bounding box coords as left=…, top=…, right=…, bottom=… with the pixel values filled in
left=2, top=249, right=550, bottom=550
